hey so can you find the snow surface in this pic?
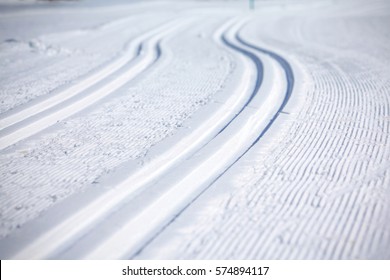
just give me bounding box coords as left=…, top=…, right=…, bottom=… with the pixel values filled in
left=0, top=0, right=389, bottom=259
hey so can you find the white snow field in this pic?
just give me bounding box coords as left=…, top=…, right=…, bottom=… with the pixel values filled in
left=0, top=0, right=389, bottom=259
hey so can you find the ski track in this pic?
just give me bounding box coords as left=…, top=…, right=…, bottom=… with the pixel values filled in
left=0, top=17, right=189, bottom=150
left=1, top=0, right=390, bottom=260
left=0, top=14, right=167, bottom=129
left=0, top=12, right=173, bottom=115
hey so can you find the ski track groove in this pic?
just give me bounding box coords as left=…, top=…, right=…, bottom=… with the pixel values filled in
left=0, top=18, right=186, bottom=150
left=126, top=19, right=295, bottom=260
left=0, top=13, right=169, bottom=115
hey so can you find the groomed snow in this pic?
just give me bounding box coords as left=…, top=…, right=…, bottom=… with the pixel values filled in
left=0, top=0, right=389, bottom=259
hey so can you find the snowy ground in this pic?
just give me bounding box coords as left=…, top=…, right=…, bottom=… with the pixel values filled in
left=0, top=0, right=389, bottom=259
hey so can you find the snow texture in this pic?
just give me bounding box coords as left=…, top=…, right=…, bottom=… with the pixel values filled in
left=0, top=0, right=389, bottom=259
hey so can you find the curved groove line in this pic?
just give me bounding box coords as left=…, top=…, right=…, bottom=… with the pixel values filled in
left=187, top=19, right=264, bottom=156
left=133, top=19, right=295, bottom=258
left=217, top=33, right=264, bottom=132
left=0, top=20, right=186, bottom=150
left=0, top=19, right=169, bottom=131
left=236, top=35, right=294, bottom=110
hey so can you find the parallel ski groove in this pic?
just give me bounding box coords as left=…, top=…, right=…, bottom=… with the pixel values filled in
left=0, top=19, right=185, bottom=150
left=0, top=15, right=155, bottom=124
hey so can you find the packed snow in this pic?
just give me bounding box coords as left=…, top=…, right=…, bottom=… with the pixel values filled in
left=0, top=0, right=389, bottom=259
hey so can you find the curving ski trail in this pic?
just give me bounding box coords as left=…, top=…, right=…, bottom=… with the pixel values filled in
left=0, top=18, right=190, bottom=150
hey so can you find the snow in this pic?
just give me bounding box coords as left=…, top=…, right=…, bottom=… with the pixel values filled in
left=0, top=0, right=389, bottom=259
